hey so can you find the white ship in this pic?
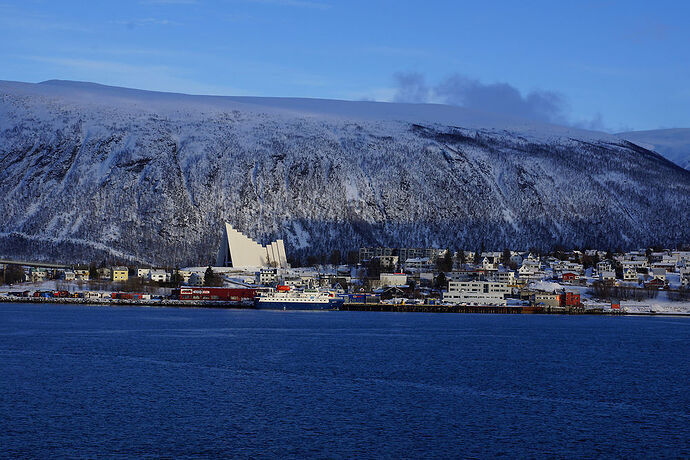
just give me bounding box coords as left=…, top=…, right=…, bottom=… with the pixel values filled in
left=254, top=286, right=344, bottom=310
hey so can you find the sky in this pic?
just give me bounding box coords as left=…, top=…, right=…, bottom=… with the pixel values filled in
left=0, top=0, right=688, bottom=132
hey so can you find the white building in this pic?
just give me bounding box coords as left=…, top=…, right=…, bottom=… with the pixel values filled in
left=652, top=268, right=667, bottom=281
left=534, top=293, right=561, bottom=308
left=484, top=270, right=516, bottom=285
left=510, top=252, right=524, bottom=266
left=447, top=270, right=482, bottom=282
left=681, top=268, right=690, bottom=287
left=672, top=251, right=690, bottom=267
left=149, top=269, right=170, bottom=283
left=188, top=272, right=205, bottom=286
left=597, top=261, right=614, bottom=273
left=257, top=268, right=279, bottom=285
left=518, top=262, right=544, bottom=282
left=443, top=281, right=510, bottom=306
left=481, top=257, right=498, bottom=271
left=622, top=260, right=648, bottom=271
left=599, top=270, right=616, bottom=282
left=623, top=268, right=638, bottom=282
left=178, top=270, right=192, bottom=284
left=31, top=268, right=48, bottom=282
left=380, top=273, right=407, bottom=287
left=403, top=257, right=432, bottom=271
left=216, top=222, right=288, bottom=269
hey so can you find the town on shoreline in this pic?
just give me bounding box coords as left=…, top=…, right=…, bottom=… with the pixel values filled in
left=2, top=245, right=690, bottom=315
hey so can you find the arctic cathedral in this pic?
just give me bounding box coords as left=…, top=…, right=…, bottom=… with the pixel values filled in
left=216, top=222, right=289, bottom=269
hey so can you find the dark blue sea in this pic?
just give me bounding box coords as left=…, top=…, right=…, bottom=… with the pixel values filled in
left=1, top=303, right=688, bottom=458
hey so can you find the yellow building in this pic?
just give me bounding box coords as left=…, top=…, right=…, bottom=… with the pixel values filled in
left=112, top=266, right=129, bottom=282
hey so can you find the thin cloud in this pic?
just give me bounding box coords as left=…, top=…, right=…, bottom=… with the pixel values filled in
left=22, top=55, right=250, bottom=96
left=25, top=56, right=175, bottom=74
left=111, top=18, right=180, bottom=29
left=140, top=0, right=198, bottom=4
left=365, top=46, right=430, bottom=59
left=241, top=0, right=331, bottom=9
left=0, top=11, right=93, bottom=33
left=622, top=21, right=671, bottom=43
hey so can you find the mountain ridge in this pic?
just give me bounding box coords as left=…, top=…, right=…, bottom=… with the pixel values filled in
left=617, top=128, right=690, bottom=170
left=1, top=80, right=689, bottom=265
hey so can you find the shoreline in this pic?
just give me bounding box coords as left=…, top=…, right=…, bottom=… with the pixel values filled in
left=2, top=296, right=688, bottom=316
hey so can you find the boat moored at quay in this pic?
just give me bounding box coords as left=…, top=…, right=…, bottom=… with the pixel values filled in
left=254, top=286, right=344, bottom=310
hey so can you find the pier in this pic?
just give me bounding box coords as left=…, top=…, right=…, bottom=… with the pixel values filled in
left=340, top=303, right=523, bottom=314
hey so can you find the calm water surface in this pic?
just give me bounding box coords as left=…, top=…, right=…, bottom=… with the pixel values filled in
left=0, top=303, right=688, bottom=458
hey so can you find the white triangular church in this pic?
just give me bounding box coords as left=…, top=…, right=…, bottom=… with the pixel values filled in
left=216, top=222, right=288, bottom=268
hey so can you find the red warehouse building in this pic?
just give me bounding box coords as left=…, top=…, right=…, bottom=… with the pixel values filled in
left=175, top=287, right=256, bottom=301
left=560, top=292, right=581, bottom=308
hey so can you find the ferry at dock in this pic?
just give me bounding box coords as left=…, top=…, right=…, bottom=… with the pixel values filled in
left=254, top=285, right=344, bottom=310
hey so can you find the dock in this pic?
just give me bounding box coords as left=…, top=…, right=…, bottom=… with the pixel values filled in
left=340, top=303, right=523, bottom=314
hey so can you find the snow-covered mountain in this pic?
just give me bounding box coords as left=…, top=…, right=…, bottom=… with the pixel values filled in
left=617, top=129, right=690, bottom=170
left=1, top=80, right=689, bottom=265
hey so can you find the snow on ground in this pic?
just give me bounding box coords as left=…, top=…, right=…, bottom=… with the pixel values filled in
left=529, top=280, right=564, bottom=292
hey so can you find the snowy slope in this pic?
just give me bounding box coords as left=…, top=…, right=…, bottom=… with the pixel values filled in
left=1, top=80, right=689, bottom=265
left=617, top=129, right=690, bottom=170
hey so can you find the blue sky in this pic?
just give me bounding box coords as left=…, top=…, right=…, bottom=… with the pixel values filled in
left=1, top=0, right=688, bottom=131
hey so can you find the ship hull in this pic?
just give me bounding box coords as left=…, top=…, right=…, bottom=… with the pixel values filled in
left=254, top=298, right=344, bottom=311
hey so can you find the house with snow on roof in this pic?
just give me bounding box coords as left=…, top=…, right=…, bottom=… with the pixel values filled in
left=623, top=268, right=639, bottom=282
left=651, top=268, right=667, bottom=282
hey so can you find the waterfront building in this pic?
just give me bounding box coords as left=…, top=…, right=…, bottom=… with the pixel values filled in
left=216, top=222, right=288, bottom=269
left=560, top=292, right=581, bottom=308
left=533, top=293, right=561, bottom=308
left=443, top=281, right=510, bottom=306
